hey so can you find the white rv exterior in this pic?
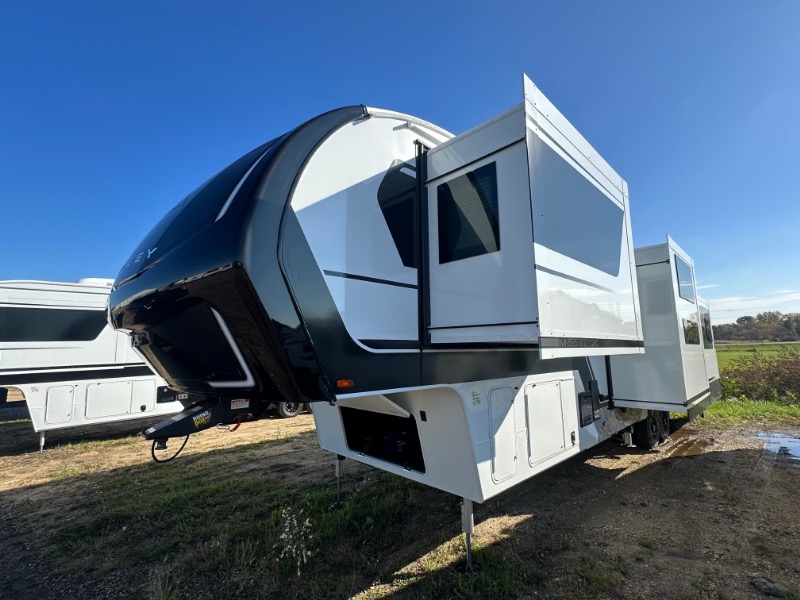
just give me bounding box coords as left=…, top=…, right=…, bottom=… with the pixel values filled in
left=0, top=279, right=182, bottom=437
left=610, top=237, right=722, bottom=418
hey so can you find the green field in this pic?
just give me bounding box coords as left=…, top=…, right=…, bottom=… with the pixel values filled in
left=715, top=342, right=798, bottom=369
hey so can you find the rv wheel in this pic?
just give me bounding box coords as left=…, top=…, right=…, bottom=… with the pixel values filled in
left=633, top=411, right=660, bottom=450
left=658, top=411, right=670, bottom=443
left=277, top=401, right=304, bottom=418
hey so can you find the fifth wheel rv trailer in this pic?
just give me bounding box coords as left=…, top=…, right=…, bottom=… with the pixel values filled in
left=108, top=74, right=719, bottom=565
left=0, top=278, right=183, bottom=450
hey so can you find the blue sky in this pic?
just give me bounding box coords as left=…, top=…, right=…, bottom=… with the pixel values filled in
left=1, top=1, right=798, bottom=323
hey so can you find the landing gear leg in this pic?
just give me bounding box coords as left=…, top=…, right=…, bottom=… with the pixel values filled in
left=332, top=454, right=345, bottom=508
left=39, top=431, right=45, bottom=454
left=457, top=498, right=481, bottom=574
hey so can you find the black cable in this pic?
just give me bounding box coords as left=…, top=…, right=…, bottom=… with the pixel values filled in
left=150, top=435, right=190, bottom=463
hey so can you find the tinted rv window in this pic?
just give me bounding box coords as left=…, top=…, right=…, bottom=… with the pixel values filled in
left=675, top=256, right=695, bottom=303
left=701, top=307, right=714, bottom=349
left=437, top=162, right=499, bottom=264
left=529, top=135, right=624, bottom=276
left=683, top=318, right=700, bottom=345
left=377, top=161, right=417, bottom=268
left=0, top=307, right=107, bottom=342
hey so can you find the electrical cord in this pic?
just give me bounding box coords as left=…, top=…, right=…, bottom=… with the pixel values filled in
left=150, top=435, right=190, bottom=463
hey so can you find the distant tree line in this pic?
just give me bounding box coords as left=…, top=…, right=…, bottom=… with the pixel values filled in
left=713, top=311, right=800, bottom=342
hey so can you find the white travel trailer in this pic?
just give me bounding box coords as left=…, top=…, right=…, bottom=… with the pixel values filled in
left=0, top=278, right=183, bottom=449
left=610, top=237, right=722, bottom=420
left=107, top=74, right=720, bottom=567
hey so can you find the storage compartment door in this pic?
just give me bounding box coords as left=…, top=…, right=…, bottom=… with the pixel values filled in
left=85, top=381, right=133, bottom=419
left=45, top=386, right=74, bottom=424
left=489, top=386, right=517, bottom=483
left=524, top=77, right=643, bottom=358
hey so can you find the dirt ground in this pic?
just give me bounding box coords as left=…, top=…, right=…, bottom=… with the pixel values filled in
left=0, top=407, right=798, bottom=599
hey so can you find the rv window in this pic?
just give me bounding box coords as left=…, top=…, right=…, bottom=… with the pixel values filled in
left=529, top=134, right=624, bottom=276
left=683, top=318, right=700, bottom=345
left=675, top=256, right=695, bottom=303
left=701, top=309, right=714, bottom=349
left=0, top=307, right=107, bottom=342
left=437, top=162, right=499, bottom=264
left=377, top=161, right=417, bottom=268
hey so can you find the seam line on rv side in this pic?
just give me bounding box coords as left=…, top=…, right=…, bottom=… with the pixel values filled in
left=425, top=137, right=525, bottom=184
left=636, top=259, right=670, bottom=267
left=323, top=270, right=418, bottom=290
left=428, top=321, right=538, bottom=330
left=533, top=265, right=616, bottom=294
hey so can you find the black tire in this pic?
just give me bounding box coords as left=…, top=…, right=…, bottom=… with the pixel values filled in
left=276, top=401, right=303, bottom=418
left=658, top=411, right=670, bottom=442
left=633, top=411, right=660, bottom=449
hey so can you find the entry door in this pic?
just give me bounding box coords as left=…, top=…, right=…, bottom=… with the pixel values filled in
left=426, top=142, right=537, bottom=345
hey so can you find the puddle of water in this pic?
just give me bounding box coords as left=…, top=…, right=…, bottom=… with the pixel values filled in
left=755, top=433, right=800, bottom=462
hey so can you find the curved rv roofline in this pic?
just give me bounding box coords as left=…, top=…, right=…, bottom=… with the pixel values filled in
left=0, top=279, right=113, bottom=289
left=365, top=107, right=454, bottom=145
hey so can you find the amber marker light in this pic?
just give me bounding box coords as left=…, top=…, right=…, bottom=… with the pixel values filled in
left=336, top=379, right=355, bottom=389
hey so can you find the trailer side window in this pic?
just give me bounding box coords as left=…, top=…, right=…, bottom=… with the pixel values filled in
left=437, top=162, right=499, bottom=264
left=0, top=307, right=107, bottom=342
left=701, top=309, right=714, bottom=349
left=683, top=319, right=700, bottom=345
left=675, top=256, right=695, bottom=303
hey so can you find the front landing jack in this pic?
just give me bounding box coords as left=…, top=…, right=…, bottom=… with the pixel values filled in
left=331, top=454, right=345, bottom=509
left=456, top=497, right=481, bottom=574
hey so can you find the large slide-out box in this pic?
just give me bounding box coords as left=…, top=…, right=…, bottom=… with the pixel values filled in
left=610, top=237, right=722, bottom=419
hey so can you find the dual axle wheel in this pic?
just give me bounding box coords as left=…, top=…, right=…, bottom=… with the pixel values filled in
left=633, top=410, right=671, bottom=449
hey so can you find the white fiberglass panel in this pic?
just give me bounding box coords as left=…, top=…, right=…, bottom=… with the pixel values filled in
left=489, top=386, right=517, bottom=483
left=86, top=381, right=133, bottom=419
left=524, top=76, right=642, bottom=358
left=291, top=113, right=447, bottom=344
left=45, top=386, right=73, bottom=424
left=322, top=275, right=418, bottom=343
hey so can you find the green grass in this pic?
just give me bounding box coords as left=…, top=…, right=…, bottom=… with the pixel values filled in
left=693, top=398, right=800, bottom=429
left=715, top=343, right=797, bottom=370
left=47, top=447, right=523, bottom=600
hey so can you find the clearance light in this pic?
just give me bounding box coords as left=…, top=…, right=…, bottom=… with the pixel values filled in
left=336, top=379, right=355, bottom=389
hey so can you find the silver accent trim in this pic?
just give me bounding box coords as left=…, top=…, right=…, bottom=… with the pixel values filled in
left=208, top=307, right=255, bottom=388
left=214, top=149, right=273, bottom=222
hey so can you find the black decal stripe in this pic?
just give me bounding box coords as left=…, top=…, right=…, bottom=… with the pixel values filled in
left=540, top=337, right=644, bottom=349
left=429, top=320, right=538, bottom=331
left=0, top=365, right=155, bottom=386
left=323, top=270, right=417, bottom=290
left=428, top=342, right=539, bottom=350
left=0, top=362, right=146, bottom=374
left=534, top=265, right=616, bottom=294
